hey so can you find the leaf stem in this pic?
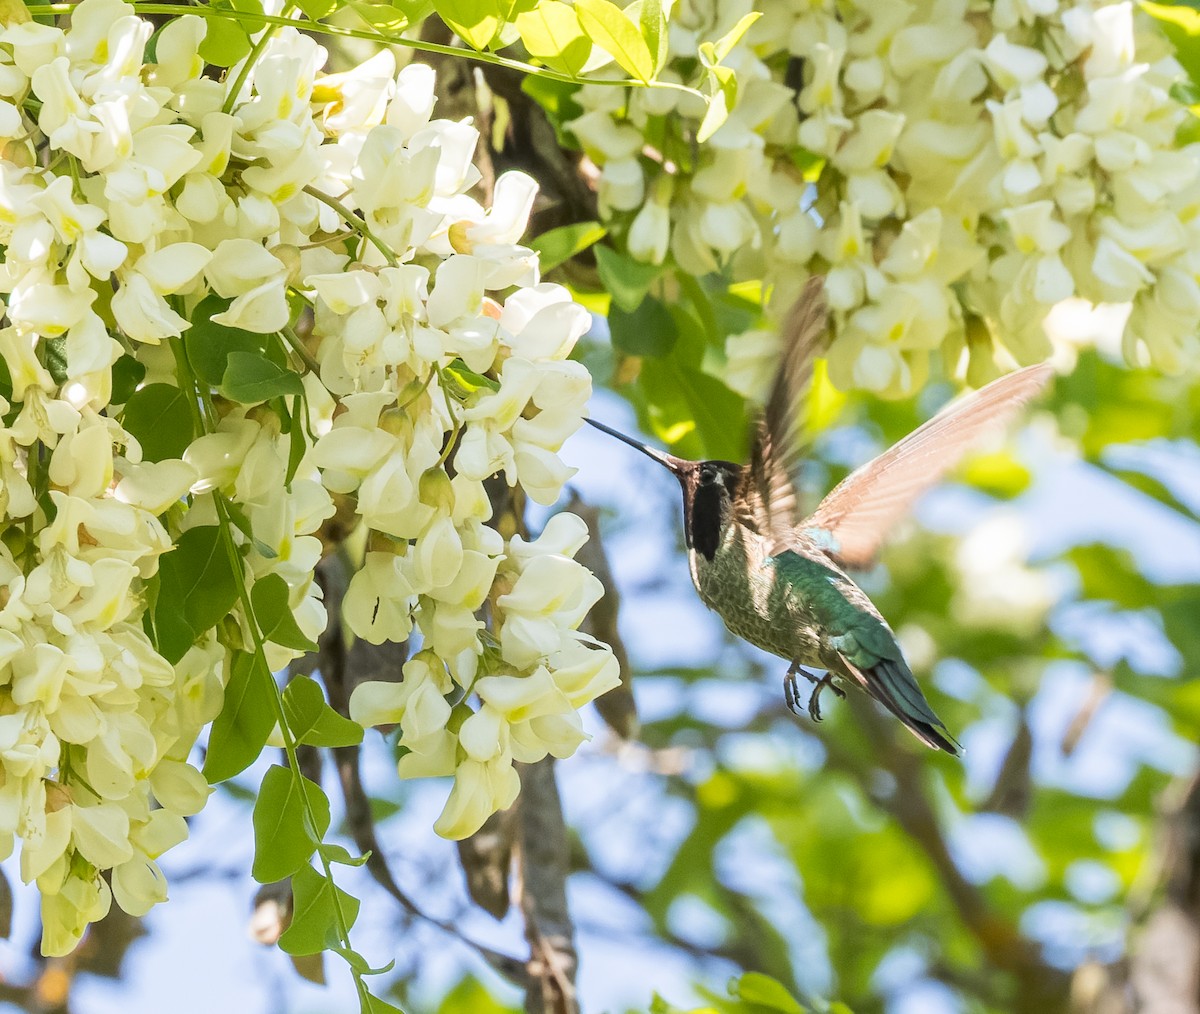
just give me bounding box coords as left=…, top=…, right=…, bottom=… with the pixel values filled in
left=26, top=3, right=707, bottom=100
left=302, top=185, right=398, bottom=267
left=173, top=333, right=374, bottom=1011
left=222, top=2, right=297, bottom=116
left=280, top=324, right=321, bottom=374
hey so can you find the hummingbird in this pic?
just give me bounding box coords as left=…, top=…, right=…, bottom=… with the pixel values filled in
left=586, top=277, right=1053, bottom=754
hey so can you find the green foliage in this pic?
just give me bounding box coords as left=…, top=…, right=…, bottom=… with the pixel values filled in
left=220, top=351, right=306, bottom=404
left=279, top=864, right=362, bottom=955
left=1144, top=2, right=1200, bottom=85
left=198, top=0, right=265, bottom=65
left=516, top=1, right=592, bottom=76
left=252, top=764, right=331, bottom=882
left=122, top=383, right=195, bottom=462
left=204, top=649, right=277, bottom=782
left=253, top=574, right=320, bottom=653
left=152, top=525, right=240, bottom=663
left=530, top=220, right=607, bottom=272
left=434, top=0, right=505, bottom=50
left=649, top=973, right=817, bottom=1014
left=575, top=0, right=654, bottom=82
left=609, top=295, right=678, bottom=357
left=594, top=245, right=664, bottom=313
left=283, top=675, right=365, bottom=747
left=185, top=297, right=269, bottom=386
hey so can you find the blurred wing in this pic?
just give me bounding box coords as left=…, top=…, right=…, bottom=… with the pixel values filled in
left=737, top=276, right=829, bottom=539
left=802, top=362, right=1054, bottom=569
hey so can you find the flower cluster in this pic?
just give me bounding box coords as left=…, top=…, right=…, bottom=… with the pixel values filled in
left=0, top=0, right=618, bottom=953
left=569, top=0, right=1200, bottom=395
left=292, top=58, right=618, bottom=840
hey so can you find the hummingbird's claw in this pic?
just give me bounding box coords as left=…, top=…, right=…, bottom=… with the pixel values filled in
left=783, top=665, right=803, bottom=716
left=785, top=662, right=828, bottom=719
left=806, top=673, right=846, bottom=723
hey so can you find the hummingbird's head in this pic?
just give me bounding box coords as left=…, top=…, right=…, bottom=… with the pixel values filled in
left=678, top=459, right=742, bottom=560
left=583, top=417, right=743, bottom=560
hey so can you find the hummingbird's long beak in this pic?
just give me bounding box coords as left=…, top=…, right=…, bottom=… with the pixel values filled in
left=584, top=417, right=686, bottom=474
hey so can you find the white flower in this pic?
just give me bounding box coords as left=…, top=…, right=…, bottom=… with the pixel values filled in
left=433, top=756, right=520, bottom=840
left=204, top=239, right=289, bottom=332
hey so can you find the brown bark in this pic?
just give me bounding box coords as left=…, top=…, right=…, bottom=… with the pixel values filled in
left=517, top=759, right=578, bottom=1014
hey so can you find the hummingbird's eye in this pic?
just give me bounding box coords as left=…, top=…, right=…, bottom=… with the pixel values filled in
left=699, top=468, right=719, bottom=487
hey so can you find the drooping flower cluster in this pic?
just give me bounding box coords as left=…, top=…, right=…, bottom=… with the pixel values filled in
left=293, top=60, right=619, bottom=840
left=0, top=0, right=618, bottom=953
left=568, top=0, right=1200, bottom=395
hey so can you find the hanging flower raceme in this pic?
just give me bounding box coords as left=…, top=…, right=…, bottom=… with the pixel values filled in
left=566, top=0, right=1200, bottom=397
left=0, top=0, right=620, bottom=957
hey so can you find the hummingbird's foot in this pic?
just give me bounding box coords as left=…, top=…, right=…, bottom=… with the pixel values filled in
left=806, top=674, right=847, bottom=723
left=784, top=663, right=820, bottom=718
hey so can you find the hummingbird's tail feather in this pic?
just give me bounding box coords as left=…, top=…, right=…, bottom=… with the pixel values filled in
left=839, top=653, right=962, bottom=755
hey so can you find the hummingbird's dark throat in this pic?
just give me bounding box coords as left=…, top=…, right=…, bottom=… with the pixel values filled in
left=586, top=417, right=735, bottom=561
left=688, top=482, right=724, bottom=561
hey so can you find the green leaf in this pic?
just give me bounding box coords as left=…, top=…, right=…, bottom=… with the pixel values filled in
left=122, top=383, right=196, bottom=462
left=278, top=865, right=361, bottom=956
left=230, top=0, right=267, bottom=29
left=252, top=764, right=331, bottom=883
left=330, top=945, right=396, bottom=976
left=286, top=395, right=308, bottom=485
left=697, top=64, right=736, bottom=143
left=531, top=221, right=607, bottom=272
left=295, top=0, right=337, bottom=17
left=712, top=10, right=760, bottom=63
left=594, top=245, right=663, bottom=313
left=392, top=0, right=436, bottom=21
left=364, top=994, right=406, bottom=1014
left=204, top=650, right=277, bottom=783
left=637, top=354, right=748, bottom=461
left=222, top=499, right=278, bottom=560
left=443, top=358, right=501, bottom=401
left=638, top=0, right=667, bottom=73
left=609, top=294, right=678, bottom=357
left=1144, top=2, right=1200, bottom=85
left=283, top=675, right=365, bottom=748
left=516, top=1, right=592, bottom=78
left=345, top=0, right=412, bottom=30
left=111, top=355, right=146, bottom=405
left=575, top=0, right=654, bottom=82
left=253, top=573, right=319, bottom=652
left=44, top=336, right=68, bottom=385
left=730, top=973, right=807, bottom=1013
left=185, top=296, right=269, bottom=387
left=320, top=842, right=371, bottom=866
left=434, top=0, right=501, bottom=49
left=521, top=74, right=585, bottom=132
left=153, top=525, right=240, bottom=663
left=221, top=351, right=305, bottom=404
left=197, top=2, right=253, bottom=66
left=497, top=0, right=537, bottom=26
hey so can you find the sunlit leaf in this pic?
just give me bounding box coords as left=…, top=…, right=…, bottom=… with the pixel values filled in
left=531, top=220, right=607, bottom=271
left=575, top=0, right=654, bottom=82
left=516, top=1, right=592, bottom=77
